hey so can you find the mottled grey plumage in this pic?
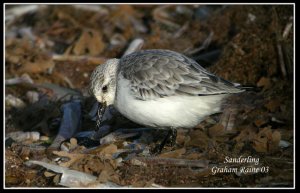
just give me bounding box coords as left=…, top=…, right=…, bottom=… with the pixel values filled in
left=119, top=49, right=243, bottom=101
left=90, top=49, right=244, bottom=130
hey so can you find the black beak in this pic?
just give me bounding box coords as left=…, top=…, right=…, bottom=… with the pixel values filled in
left=96, top=101, right=107, bottom=130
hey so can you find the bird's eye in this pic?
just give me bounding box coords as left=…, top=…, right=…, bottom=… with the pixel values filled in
left=102, top=85, right=108, bottom=93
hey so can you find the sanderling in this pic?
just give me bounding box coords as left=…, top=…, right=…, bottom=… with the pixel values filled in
left=90, top=49, right=244, bottom=153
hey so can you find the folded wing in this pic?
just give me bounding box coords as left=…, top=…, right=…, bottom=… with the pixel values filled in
left=119, top=49, right=243, bottom=100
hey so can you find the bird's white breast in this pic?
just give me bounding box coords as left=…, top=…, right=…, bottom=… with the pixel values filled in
left=114, top=75, right=227, bottom=128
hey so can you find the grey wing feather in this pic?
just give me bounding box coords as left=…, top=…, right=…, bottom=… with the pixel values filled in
left=119, top=49, right=244, bottom=100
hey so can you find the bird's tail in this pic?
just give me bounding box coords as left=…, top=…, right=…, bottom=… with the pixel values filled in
left=234, top=83, right=261, bottom=92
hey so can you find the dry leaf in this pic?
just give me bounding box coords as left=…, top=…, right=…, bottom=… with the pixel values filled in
left=98, top=168, right=120, bottom=184
left=183, top=152, right=201, bottom=160
left=99, top=144, right=118, bottom=158
left=53, top=150, right=85, bottom=167
left=145, top=178, right=156, bottom=187
left=44, top=171, right=56, bottom=177
left=208, top=124, right=225, bottom=138
left=254, top=118, right=268, bottom=127
left=232, top=142, right=245, bottom=153
left=176, top=133, right=186, bottom=145
left=256, top=77, right=271, bottom=90
left=6, top=39, right=55, bottom=74
left=233, top=127, right=257, bottom=143
left=265, top=99, right=281, bottom=112
left=18, top=56, right=55, bottom=74
left=66, top=29, right=105, bottom=56
left=269, top=130, right=281, bottom=152
left=159, top=148, right=186, bottom=158
left=98, top=170, right=110, bottom=183
left=185, top=130, right=210, bottom=149
left=69, top=138, right=78, bottom=150
left=70, top=154, right=117, bottom=176
left=252, top=135, right=268, bottom=152
left=109, top=5, right=145, bottom=37
left=252, top=126, right=281, bottom=153
left=53, top=174, right=61, bottom=185
left=176, top=128, right=187, bottom=145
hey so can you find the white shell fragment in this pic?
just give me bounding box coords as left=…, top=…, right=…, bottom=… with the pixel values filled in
left=25, top=160, right=163, bottom=188
left=279, top=140, right=292, bottom=148
left=6, top=131, right=40, bottom=142
left=5, top=94, right=26, bottom=108
left=26, top=91, right=39, bottom=104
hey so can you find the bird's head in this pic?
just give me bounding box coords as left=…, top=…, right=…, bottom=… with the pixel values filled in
left=89, top=58, right=119, bottom=106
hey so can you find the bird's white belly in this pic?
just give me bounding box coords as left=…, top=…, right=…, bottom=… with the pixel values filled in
left=114, top=78, right=226, bottom=128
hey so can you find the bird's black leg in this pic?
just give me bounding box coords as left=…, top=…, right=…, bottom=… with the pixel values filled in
left=151, top=127, right=177, bottom=155
left=168, top=128, right=177, bottom=147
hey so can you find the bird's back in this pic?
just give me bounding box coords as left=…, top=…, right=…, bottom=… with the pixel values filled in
left=118, top=49, right=244, bottom=101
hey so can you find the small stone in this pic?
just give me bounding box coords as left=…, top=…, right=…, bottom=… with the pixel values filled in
left=5, top=94, right=26, bottom=108
left=40, top=136, right=50, bottom=141
left=26, top=91, right=39, bottom=103
left=44, top=171, right=56, bottom=177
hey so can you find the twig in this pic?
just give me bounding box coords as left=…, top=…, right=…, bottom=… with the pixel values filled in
left=153, top=5, right=181, bottom=29
left=282, top=17, right=293, bottom=40
left=71, top=5, right=108, bottom=13
left=184, top=31, right=214, bottom=55
left=277, top=42, right=287, bottom=78
left=123, top=38, right=144, bottom=57
left=273, top=7, right=287, bottom=78
left=5, top=73, right=34, bottom=85
left=52, top=54, right=107, bottom=64
left=130, top=157, right=209, bottom=168
left=173, top=22, right=189, bottom=38
left=62, top=76, right=75, bottom=89
left=129, top=16, right=148, bottom=33
left=220, top=107, right=238, bottom=131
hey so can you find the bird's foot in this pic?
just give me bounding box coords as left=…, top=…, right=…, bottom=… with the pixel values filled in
left=151, top=128, right=177, bottom=155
